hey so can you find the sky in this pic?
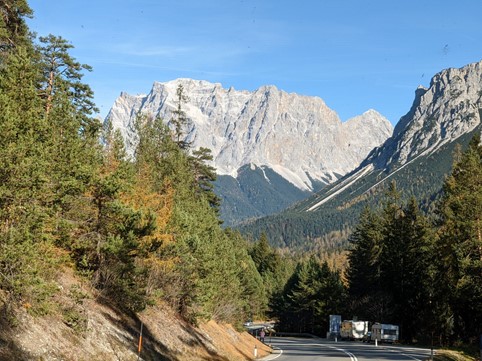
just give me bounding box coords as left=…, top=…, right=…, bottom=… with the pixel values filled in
left=27, top=0, right=482, bottom=125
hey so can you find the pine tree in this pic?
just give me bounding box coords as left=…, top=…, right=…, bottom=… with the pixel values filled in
left=389, top=197, right=434, bottom=342
left=35, top=34, right=103, bottom=257
left=346, top=183, right=436, bottom=342
left=346, top=206, right=384, bottom=319
left=436, top=135, right=482, bottom=342
left=37, top=34, right=98, bottom=128
left=276, top=255, right=346, bottom=336
left=0, top=0, right=33, bottom=54
left=171, top=83, right=190, bottom=149
left=250, top=233, right=287, bottom=297
left=225, top=228, right=268, bottom=320
left=189, top=147, right=220, bottom=211
left=0, top=13, right=62, bottom=312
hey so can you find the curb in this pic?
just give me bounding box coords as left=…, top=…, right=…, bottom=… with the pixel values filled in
left=257, top=347, right=282, bottom=360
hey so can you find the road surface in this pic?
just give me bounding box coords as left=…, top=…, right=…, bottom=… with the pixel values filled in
left=261, top=337, right=432, bottom=361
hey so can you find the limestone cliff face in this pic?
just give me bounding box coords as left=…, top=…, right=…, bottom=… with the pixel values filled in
left=106, top=79, right=393, bottom=190
left=365, top=60, right=482, bottom=170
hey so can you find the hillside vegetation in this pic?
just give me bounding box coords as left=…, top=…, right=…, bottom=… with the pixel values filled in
left=0, top=268, right=272, bottom=360
left=270, top=135, right=482, bottom=348
left=433, top=350, right=478, bottom=361
left=0, top=1, right=280, bottom=358
left=240, top=125, right=481, bottom=251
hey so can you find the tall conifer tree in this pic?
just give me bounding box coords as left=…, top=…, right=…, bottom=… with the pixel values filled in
left=436, top=135, right=482, bottom=342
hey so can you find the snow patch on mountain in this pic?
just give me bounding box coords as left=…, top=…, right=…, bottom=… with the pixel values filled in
left=307, top=164, right=374, bottom=211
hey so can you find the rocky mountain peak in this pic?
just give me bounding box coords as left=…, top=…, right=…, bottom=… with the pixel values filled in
left=365, top=60, right=482, bottom=170
left=106, top=79, right=393, bottom=191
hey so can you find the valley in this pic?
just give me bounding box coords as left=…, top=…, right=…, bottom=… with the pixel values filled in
left=2, top=2, right=482, bottom=358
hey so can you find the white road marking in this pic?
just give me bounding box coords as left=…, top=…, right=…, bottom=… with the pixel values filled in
left=323, top=345, right=358, bottom=361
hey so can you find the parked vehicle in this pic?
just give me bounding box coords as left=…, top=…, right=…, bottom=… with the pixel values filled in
left=362, top=331, right=372, bottom=342
left=340, top=320, right=369, bottom=340
left=371, top=323, right=399, bottom=343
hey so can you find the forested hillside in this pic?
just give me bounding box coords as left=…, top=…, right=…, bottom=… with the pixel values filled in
left=0, top=2, right=288, bottom=358
left=239, top=130, right=479, bottom=251
left=0, top=0, right=279, bottom=321
left=271, top=137, right=482, bottom=349
left=347, top=136, right=482, bottom=345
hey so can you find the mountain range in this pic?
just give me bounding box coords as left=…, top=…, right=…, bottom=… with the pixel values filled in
left=106, top=79, right=393, bottom=225
left=106, top=60, right=482, bottom=250
left=240, top=60, right=482, bottom=250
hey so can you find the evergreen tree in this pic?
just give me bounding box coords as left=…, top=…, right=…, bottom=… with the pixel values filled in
left=37, top=34, right=98, bottom=129
left=276, top=256, right=346, bottom=336
left=0, top=10, right=71, bottom=313
left=171, top=83, right=190, bottom=149
left=436, top=135, right=482, bottom=342
left=384, top=197, right=434, bottom=342
left=346, top=183, right=435, bottom=342
left=35, top=34, right=103, bottom=259
left=189, top=147, right=220, bottom=211
left=0, top=38, right=57, bottom=311
left=250, top=233, right=287, bottom=297
left=0, top=0, right=32, bottom=53
left=225, top=228, right=268, bottom=320
left=346, top=206, right=384, bottom=320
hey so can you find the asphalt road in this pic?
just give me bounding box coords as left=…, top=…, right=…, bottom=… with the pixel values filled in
left=261, top=337, right=432, bottom=361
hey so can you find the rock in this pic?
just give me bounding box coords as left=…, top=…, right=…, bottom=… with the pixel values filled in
left=106, top=79, right=393, bottom=191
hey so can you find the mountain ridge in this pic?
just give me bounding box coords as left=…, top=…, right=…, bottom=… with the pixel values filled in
left=106, top=79, right=393, bottom=225
left=239, top=60, right=482, bottom=249
left=107, top=79, right=393, bottom=191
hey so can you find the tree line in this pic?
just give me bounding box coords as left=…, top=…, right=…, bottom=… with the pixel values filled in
left=0, top=0, right=278, bottom=326
left=347, top=137, right=482, bottom=345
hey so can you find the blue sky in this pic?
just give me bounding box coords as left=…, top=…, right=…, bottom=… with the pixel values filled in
left=27, top=0, right=482, bottom=125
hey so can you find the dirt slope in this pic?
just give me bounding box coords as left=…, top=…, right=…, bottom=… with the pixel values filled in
left=0, top=268, right=272, bottom=361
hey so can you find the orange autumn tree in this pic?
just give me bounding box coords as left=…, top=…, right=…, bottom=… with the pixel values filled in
left=123, top=159, right=176, bottom=300
left=130, top=113, right=194, bottom=310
